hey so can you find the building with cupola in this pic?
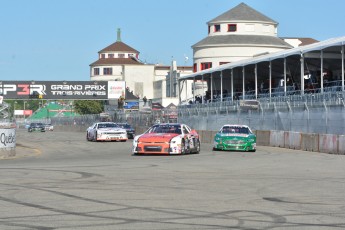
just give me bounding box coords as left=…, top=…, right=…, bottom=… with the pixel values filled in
left=192, top=3, right=296, bottom=73
left=89, top=29, right=193, bottom=107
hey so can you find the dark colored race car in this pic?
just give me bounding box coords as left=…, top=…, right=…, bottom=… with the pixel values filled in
left=28, top=122, right=46, bottom=132
left=116, top=123, right=135, bottom=139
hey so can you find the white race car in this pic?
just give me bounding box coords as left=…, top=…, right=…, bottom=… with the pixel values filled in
left=86, top=122, right=128, bottom=142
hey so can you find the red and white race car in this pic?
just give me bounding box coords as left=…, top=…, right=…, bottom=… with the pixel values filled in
left=86, top=122, right=128, bottom=142
left=132, top=123, right=200, bottom=155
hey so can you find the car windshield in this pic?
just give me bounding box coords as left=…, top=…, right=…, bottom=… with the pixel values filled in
left=118, top=124, right=131, bottom=129
left=148, top=125, right=182, bottom=134
left=221, top=126, right=250, bottom=134
left=97, top=123, right=118, bottom=128
left=31, top=123, right=43, bottom=126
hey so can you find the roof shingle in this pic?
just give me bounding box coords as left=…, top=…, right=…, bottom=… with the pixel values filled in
left=208, top=3, right=277, bottom=24
left=89, top=58, right=143, bottom=66
left=192, top=34, right=293, bottom=49
left=99, top=41, right=139, bottom=53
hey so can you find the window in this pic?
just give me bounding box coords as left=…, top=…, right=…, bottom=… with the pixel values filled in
left=118, top=54, right=125, bottom=58
left=200, top=62, right=212, bottom=70
left=94, top=68, right=99, bottom=75
left=219, top=62, right=230, bottom=66
left=183, top=126, right=190, bottom=134
left=108, top=54, right=114, bottom=58
left=100, top=54, right=106, bottom=59
left=214, top=24, right=220, bottom=32
left=228, top=24, right=237, bottom=32
left=193, top=63, right=197, bottom=72
left=208, top=26, right=210, bottom=34
left=103, top=68, right=112, bottom=75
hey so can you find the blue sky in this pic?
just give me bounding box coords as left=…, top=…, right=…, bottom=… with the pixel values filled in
left=1, top=0, right=345, bottom=81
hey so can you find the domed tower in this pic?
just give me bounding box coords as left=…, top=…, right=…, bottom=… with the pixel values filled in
left=192, top=2, right=292, bottom=72
left=90, top=28, right=142, bottom=81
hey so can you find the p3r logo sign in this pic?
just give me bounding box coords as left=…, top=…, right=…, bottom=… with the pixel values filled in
left=0, top=84, right=46, bottom=96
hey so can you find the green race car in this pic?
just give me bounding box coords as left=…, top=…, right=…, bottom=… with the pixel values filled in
left=213, top=124, right=256, bottom=152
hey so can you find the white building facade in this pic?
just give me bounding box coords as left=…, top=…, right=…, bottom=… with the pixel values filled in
left=192, top=3, right=293, bottom=73
left=89, top=29, right=193, bottom=107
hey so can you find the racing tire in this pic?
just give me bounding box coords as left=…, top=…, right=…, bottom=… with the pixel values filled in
left=93, top=132, right=98, bottom=142
left=180, top=139, right=186, bottom=154
left=86, top=132, right=90, bottom=141
left=194, top=140, right=200, bottom=154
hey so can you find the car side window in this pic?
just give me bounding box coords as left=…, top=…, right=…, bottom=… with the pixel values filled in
left=182, top=126, right=190, bottom=134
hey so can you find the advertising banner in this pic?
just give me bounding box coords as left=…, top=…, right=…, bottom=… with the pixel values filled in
left=108, top=81, right=126, bottom=99
left=0, top=81, right=125, bottom=100
left=0, top=128, right=16, bottom=148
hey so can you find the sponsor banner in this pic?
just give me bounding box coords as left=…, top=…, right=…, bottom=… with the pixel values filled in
left=124, top=101, right=139, bottom=110
left=0, top=81, right=125, bottom=100
left=108, top=81, right=126, bottom=99
left=239, top=100, right=259, bottom=110
left=0, top=128, right=16, bottom=148
left=14, top=110, right=24, bottom=116
left=14, top=110, right=32, bottom=116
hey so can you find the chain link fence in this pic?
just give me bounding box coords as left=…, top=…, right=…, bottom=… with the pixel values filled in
left=19, top=91, right=345, bottom=135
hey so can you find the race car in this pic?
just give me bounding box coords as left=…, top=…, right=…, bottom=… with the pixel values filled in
left=44, top=123, right=54, bottom=131
left=86, top=122, right=128, bottom=142
left=133, top=123, right=200, bottom=155
left=115, top=123, right=135, bottom=139
left=213, top=124, right=256, bottom=152
left=28, top=122, right=46, bottom=132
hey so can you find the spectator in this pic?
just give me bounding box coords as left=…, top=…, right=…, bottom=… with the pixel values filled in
left=143, top=96, right=147, bottom=106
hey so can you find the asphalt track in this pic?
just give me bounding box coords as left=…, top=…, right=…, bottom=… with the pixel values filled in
left=0, top=129, right=344, bottom=229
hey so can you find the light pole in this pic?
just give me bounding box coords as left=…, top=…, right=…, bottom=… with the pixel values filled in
left=13, top=101, right=17, bottom=120
left=23, top=101, right=27, bottom=120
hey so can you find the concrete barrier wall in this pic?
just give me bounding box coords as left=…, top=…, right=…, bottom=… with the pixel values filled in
left=256, top=130, right=270, bottom=146
left=338, top=135, right=345, bottom=155
left=270, top=130, right=285, bottom=147
left=284, top=132, right=301, bottom=150
left=49, top=125, right=345, bottom=155
left=319, top=134, right=338, bottom=154
left=301, top=133, right=319, bottom=152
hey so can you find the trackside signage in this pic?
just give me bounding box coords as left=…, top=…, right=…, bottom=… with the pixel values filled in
left=0, top=129, right=16, bottom=148
left=0, top=81, right=126, bottom=100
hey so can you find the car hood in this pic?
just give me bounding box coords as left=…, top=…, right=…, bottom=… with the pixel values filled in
left=98, top=128, right=125, bottom=132
left=218, top=133, right=251, bottom=138
left=139, top=133, right=179, bottom=142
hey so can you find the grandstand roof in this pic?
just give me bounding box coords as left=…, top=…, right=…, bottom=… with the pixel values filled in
left=180, top=36, right=345, bottom=80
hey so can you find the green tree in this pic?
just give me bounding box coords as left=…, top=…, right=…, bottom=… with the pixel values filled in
left=74, top=100, right=103, bottom=115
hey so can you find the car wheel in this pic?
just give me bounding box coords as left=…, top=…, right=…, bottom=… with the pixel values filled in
left=93, top=132, right=98, bottom=142
left=180, top=140, right=186, bottom=154
left=212, top=147, right=218, bottom=151
left=86, top=132, right=90, bottom=141
left=195, top=139, right=200, bottom=154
